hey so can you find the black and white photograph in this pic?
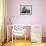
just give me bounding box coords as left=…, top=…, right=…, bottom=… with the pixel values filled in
left=20, top=5, right=32, bottom=15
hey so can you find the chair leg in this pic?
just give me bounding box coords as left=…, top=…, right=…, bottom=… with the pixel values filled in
left=1, top=42, right=3, bottom=46
left=25, top=30, right=26, bottom=43
left=15, top=36, right=16, bottom=43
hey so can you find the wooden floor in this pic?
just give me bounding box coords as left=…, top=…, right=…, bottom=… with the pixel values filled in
left=3, top=40, right=46, bottom=46
left=3, top=40, right=31, bottom=46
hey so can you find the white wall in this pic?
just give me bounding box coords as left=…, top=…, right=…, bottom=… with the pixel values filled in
left=6, top=0, right=46, bottom=37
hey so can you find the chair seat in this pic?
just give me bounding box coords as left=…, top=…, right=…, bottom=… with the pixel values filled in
left=13, top=31, right=25, bottom=36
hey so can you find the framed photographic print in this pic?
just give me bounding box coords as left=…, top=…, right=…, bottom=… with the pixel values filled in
left=20, top=5, right=32, bottom=15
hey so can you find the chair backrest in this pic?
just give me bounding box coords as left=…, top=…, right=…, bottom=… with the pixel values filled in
left=12, top=25, right=25, bottom=36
